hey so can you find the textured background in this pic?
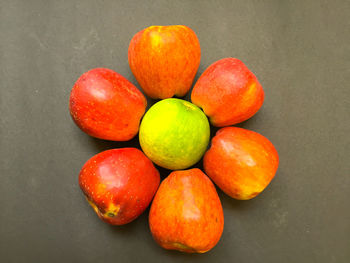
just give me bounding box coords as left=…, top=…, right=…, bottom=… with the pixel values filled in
left=1, top=0, right=349, bottom=262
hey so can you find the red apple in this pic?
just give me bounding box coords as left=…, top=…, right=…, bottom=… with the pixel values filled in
left=191, top=58, right=264, bottom=126
left=69, top=68, right=147, bottom=141
left=128, top=25, right=201, bottom=99
left=79, top=148, right=160, bottom=225
left=149, top=168, right=224, bottom=253
left=204, top=127, right=279, bottom=200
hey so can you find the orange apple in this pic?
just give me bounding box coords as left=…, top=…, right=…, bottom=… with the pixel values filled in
left=149, top=168, right=224, bottom=253
left=128, top=25, right=201, bottom=99
left=204, top=127, right=279, bottom=200
left=191, top=58, right=264, bottom=126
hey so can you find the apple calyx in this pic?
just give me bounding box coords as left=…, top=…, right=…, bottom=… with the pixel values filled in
left=172, top=243, right=195, bottom=252
left=86, top=197, right=120, bottom=219
left=169, top=242, right=208, bottom=253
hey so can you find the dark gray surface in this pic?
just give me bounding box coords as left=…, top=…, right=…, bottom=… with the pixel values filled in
left=1, top=0, right=349, bottom=262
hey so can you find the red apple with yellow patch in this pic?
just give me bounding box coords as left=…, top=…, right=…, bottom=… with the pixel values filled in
left=69, top=68, right=147, bottom=141
left=191, top=58, right=264, bottom=126
left=149, top=168, right=224, bottom=253
left=204, top=127, right=279, bottom=200
left=128, top=25, right=201, bottom=99
left=79, top=148, right=160, bottom=225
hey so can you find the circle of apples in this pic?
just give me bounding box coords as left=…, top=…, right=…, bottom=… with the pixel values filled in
left=70, top=25, right=279, bottom=254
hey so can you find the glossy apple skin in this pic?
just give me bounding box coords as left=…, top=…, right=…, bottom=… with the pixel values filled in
left=128, top=25, right=201, bottom=99
left=69, top=68, right=147, bottom=141
left=149, top=168, right=224, bottom=253
left=79, top=148, right=160, bottom=225
left=139, top=98, right=210, bottom=170
left=204, top=127, right=279, bottom=200
left=191, top=58, right=264, bottom=126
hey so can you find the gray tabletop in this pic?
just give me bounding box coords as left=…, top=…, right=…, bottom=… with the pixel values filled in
left=1, top=1, right=349, bottom=262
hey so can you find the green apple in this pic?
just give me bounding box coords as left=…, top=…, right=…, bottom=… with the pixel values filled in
left=139, top=98, right=210, bottom=170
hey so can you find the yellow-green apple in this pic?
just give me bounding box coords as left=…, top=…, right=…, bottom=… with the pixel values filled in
left=128, top=25, right=201, bottom=99
left=204, top=127, right=279, bottom=200
left=79, top=148, right=160, bottom=225
left=69, top=68, right=146, bottom=141
left=139, top=98, right=210, bottom=170
left=191, top=58, right=264, bottom=126
left=149, top=168, right=224, bottom=253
